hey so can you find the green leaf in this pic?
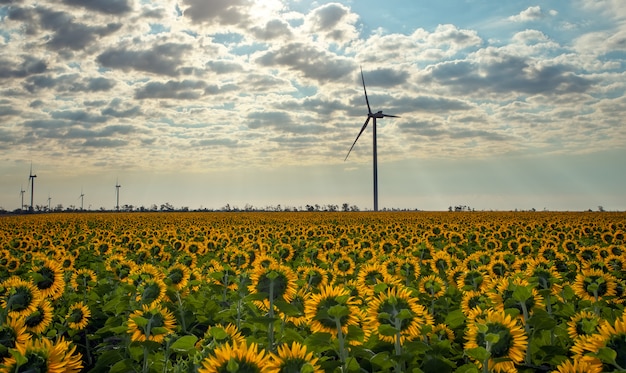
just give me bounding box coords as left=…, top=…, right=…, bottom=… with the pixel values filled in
left=593, top=347, right=617, bottom=364
left=512, top=285, right=532, bottom=302
left=305, top=332, right=333, bottom=347
left=453, top=363, right=481, bottom=373
left=208, top=326, right=229, bottom=340
left=370, top=352, right=395, bottom=370
left=227, top=358, right=239, bottom=372
left=274, top=300, right=302, bottom=316
left=485, top=333, right=500, bottom=344
left=109, top=359, right=135, bottom=373
left=465, top=347, right=490, bottom=362
left=170, top=335, right=198, bottom=354
left=397, top=309, right=413, bottom=321
left=373, top=282, right=388, bottom=294
left=444, top=309, right=466, bottom=329
left=378, top=324, right=399, bottom=336
left=527, top=310, right=556, bottom=331
left=327, top=304, right=349, bottom=318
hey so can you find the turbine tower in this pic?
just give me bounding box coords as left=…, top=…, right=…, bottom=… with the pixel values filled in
left=345, top=67, right=399, bottom=212
left=20, top=186, right=25, bottom=212
left=47, top=194, right=51, bottom=212
left=115, top=179, right=121, bottom=212
left=80, top=188, right=85, bottom=211
left=28, top=163, right=37, bottom=212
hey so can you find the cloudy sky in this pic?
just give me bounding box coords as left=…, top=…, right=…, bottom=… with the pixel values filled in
left=1, top=0, right=625, bottom=211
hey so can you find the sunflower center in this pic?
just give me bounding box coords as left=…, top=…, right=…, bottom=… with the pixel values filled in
left=256, top=273, right=289, bottom=301
left=19, top=351, right=48, bottom=372
left=378, top=298, right=413, bottom=330
left=477, top=323, right=513, bottom=358
left=6, top=287, right=33, bottom=312
left=68, top=308, right=85, bottom=324
left=584, top=276, right=608, bottom=296
left=25, top=309, right=45, bottom=327
left=0, top=327, right=17, bottom=352
left=35, top=267, right=55, bottom=290
left=147, top=313, right=165, bottom=332
left=141, top=283, right=162, bottom=304
left=278, top=358, right=308, bottom=373
left=607, top=334, right=626, bottom=368
left=168, top=269, right=184, bottom=284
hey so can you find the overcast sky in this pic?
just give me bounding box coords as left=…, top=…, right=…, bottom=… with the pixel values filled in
left=1, top=0, right=625, bottom=211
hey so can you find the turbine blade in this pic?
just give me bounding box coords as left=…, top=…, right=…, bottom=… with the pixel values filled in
left=382, top=114, right=400, bottom=118
left=345, top=117, right=371, bottom=161
left=361, top=66, right=372, bottom=115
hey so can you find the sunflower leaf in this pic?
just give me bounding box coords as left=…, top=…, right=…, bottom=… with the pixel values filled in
left=327, top=304, right=349, bottom=318
left=170, top=335, right=198, bottom=354
left=274, top=300, right=302, bottom=316
left=592, top=347, right=617, bottom=364
left=378, top=324, right=399, bottom=336
left=465, top=347, right=490, bottom=362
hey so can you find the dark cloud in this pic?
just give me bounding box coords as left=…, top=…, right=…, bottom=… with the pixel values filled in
left=394, top=96, right=472, bottom=113
left=206, top=60, right=244, bottom=74
left=0, top=106, right=21, bottom=117
left=102, top=105, right=141, bottom=118
left=247, top=111, right=293, bottom=129
left=134, top=80, right=206, bottom=99
left=97, top=43, right=189, bottom=76
left=50, top=110, right=108, bottom=124
left=23, top=74, right=115, bottom=93
left=250, top=19, right=292, bottom=40
left=399, top=121, right=447, bottom=138
left=182, top=0, right=252, bottom=26
left=87, top=77, right=116, bottom=91
left=23, top=119, right=71, bottom=130
left=0, top=56, right=47, bottom=79
left=192, top=138, right=239, bottom=147
left=256, top=42, right=354, bottom=82
left=448, top=128, right=510, bottom=141
left=62, top=0, right=133, bottom=15
left=83, top=138, right=129, bottom=147
left=424, top=53, right=594, bottom=96
left=360, top=68, right=409, bottom=87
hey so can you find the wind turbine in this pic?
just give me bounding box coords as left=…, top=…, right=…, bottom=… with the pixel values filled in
left=115, top=179, right=121, bottom=212
left=47, top=193, right=51, bottom=212
left=20, top=185, right=25, bottom=212
left=345, top=67, right=399, bottom=212
left=79, top=188, right=85, bottom=211
left=28, top=163, right=37, bottom=212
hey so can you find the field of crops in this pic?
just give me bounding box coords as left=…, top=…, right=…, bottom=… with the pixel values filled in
left=1, top=211, right=625, bottom=373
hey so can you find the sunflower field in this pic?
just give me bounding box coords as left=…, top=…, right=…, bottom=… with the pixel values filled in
left=1, top=211, right=625, bottom=373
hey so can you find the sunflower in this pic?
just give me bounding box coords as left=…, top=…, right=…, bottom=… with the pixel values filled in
left=198, top=342, right=272, bottom=373
left=127, top=303, right=176, bottom=343
left=488, top=277, right=545, bottom=322
left=1, top=277, right=43, bottom=318
left=69, top=268, right=97, bottom=293
left=248, top=262, right=298, bottom=312
left=0, top=337, right=83, bottom=373
left=428, top=323, right=455, bottom=343
left=0, top=316, right=30, bottom=362
left=136, top=277, right=167, bottom=306
left=24, top=298, right=54, bottom=335
left=430, top=250, right=453, bottom=274
left=464, top=308, right=528, bottom=373
left=355, top=262, right=400, bottom=299
left=267, top=342, right=323, bottom=373
left=29, top=259, right=66, bottom=300
left=332, top=254, right=356, bottom=279
left=460, top=290, right=490, bottom=316
left=67, top=301, right=91, bottom=331
left=105, top=254, right=137, bottom=283
left=196, top=323, right=246, bottom=350
left=419, top=274, right=447, bottom=299
left=166, top=263, right=190, bottom=291
left=567, top=310, right=604, bottom=343
left=365, top=285, right=434, bottom=344
left=552, top=357, right=603, bottom=373
left=297, top=265, right=329, bottom=292
left=456, top=267, right=490, bottom=292
left=304, top=284, right=361, bottom=338
left=571, top=268, right=617, bottom=302
left=571, top=311, right=626, bottom=371
left=281, top=288, right=310, bottom=327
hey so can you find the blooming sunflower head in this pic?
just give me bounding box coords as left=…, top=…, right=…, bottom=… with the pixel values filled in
left=248, top=263, right=298, bottom=310
left=67, top=301, right=91, bottom=331
left=304, top=284, right=361, bottom=338
left=197, top=342, right=271, bottom=373
left=127, top=304, right=176, bottom=343
left=1, top=277, right=44, bottom=319
left=267, top=342, right=323, bottom=373
left=464, top=308, right=528, bottom=372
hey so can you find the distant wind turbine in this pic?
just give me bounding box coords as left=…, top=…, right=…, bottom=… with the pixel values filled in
left=20, top=185, right=25, bottom=212
left=28, top=163, right=37, bottom=212
left=80, top=188, right=85, bottom=211
left=345, top=67, right=399, bottom=212
left=115, top=179, right=121, bottom=212
left=47, top=193, right=51, bottom=212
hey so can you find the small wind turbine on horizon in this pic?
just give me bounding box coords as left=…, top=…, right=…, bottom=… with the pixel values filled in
left=47, top=193, right=51, bottom=212
left=28, top=163, right=37, bottom=212
left=80, top=188, right=85, bottom=211
left=345, top=66, right=399, bottom=212
left=115, top=179, right=121, bottom=212
left=20, top=185, right=25, bottom=212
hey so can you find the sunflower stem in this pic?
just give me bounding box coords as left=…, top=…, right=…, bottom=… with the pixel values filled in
left=393, top=315, right=405, bottom=373
left=519, top=300, right=531, bottom=365
left=176, top=292, right=187, bottom=334
left=268, top=277, right=275, bottom=352
left=334, top=316, right=347, bottom=370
